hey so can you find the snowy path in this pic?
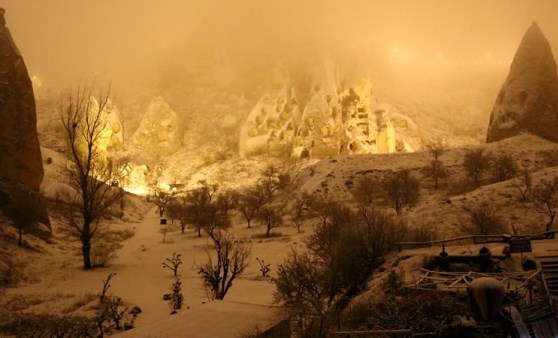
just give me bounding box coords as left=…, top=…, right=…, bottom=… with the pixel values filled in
left=5, top=204, right=303, bottom=335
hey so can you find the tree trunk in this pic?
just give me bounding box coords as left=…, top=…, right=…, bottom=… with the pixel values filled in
left=546, top=211, right=556, bottom=235
left=82, top=240, right=92, bottom=270
left=197, top=227, right=201, bottom=237
left=266, top=223, right=271, bottom=238
left=318, top=315, right=324, bottom=337
left=18, top=225, right=22, bottom=246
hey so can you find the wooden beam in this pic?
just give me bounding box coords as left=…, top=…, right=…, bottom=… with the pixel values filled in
left=331, top=329, right=412, bottom=336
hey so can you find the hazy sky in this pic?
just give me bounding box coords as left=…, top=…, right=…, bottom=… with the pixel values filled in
left=1, top=0, right=558, bottom=87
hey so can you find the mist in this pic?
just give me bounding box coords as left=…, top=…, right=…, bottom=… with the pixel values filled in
left=2, top=0, right=558, bottom=92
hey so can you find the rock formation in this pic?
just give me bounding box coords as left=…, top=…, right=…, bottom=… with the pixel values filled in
left=133, top=97, right=182, bottom=156
left=0, top=8, right=44, bottom=190
left=72, top=97, right=125, bottom=172
left=238, top=86, right=301, bottom=157
left=239, top=61, right=419, bottom=158
left=486, top=22, right=558, bottom=143
left=105, top=100, right=125, bottom=153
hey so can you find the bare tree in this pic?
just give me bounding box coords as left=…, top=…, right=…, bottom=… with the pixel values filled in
left=166, top=197, right=187, bottom=234
left=59, top=85, right=121, bottom=270
left=426, top=139, right=446, bottom=161
left=215, top=190, right=238, bottom=216
left=351, top=175, right=379, bottom=205
left=259, top=165, right=290, bottom=202
left=183, top=181, right=223, bottom=237
left=274, top=249, right=332, bottom=337
left=463, top=148, right=492, bottom=186
left=534, top=178, right=558, bottom=233
left=162, top=252, right=183, bottom=276
left=425, top=160, right=447, bottom=189
left=257, top=205, right=284, bottom=237
left=512, top=164, right=533, bottom=201
left=423, top=138, right=449, bottom=190
left=97, top=272, right=129, bottom=332
left=291, top=191, right=313, bottom=233
left=256, top=257, right=271, bottom=277
left=196, top=231, right=251, bottom=300
left=492, top=154, right=517, bottom=182
left=237, top=186, right=267, bottom=228
left=275, top=206, right=405, bottom=337
left=4, top=193, right=47, bottom=246
left=382, top=169, right=420, bottom=215
left=150, top=187, right=174, bottom=218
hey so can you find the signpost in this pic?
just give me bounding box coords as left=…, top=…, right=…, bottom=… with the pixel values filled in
left=509, top=238, right=532, bottom=253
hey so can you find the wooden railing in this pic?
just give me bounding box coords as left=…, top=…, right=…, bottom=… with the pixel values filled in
left=395, top=230, right=558, bottom=252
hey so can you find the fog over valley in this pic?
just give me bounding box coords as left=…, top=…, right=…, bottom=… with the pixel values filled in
left=3, top=1, right=558, bottom=337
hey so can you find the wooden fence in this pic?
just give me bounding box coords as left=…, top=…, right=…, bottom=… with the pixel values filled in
left=394, top=230, right=558, bottom=252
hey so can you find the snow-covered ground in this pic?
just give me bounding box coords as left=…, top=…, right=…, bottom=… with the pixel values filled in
left=4, top=125, right=558, bottom=336
left=2, top=197, right=307, bottom=337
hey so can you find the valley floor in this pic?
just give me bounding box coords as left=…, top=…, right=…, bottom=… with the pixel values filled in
left=2, top=205, right=306, bottom=337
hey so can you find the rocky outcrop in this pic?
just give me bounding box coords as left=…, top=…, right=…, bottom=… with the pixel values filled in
left=76, top=97, right=124, bottom=167
left=133, top=97, right=182, bottom=156
left=238, top=60, right=419, bottom=158
left=104, top=100, right=125, bottom=153
left=238, top=86, right=301, bottom=157
left=486, top=22, right=558, bottom=143
left=0, top=8, right=44, bottom=190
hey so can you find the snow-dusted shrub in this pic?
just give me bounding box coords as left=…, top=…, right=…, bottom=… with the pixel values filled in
left=491, top=154, right=518, bottom=182
left=340, top=290, right=470, bottom=334
left=463, top=204, right=506, bottom=235
left=463, top=148, right=492, bottom=186
left=171, top=278, right=184, bottom=310
left=197, top=230, right=251, bottom=300
left=381, top=169, right=420, bottom=214
left=0, top=314, right=97, bottom=337
left=90, top=242, right=118, bottom=267
left=275, top=204, right=406, bottom=336
left=405, top=224, right=438, bottom=242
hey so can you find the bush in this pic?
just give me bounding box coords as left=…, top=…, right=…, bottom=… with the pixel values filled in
left=463, top=149, right=492, bottom=186
left=381, top=169, right=420, bottom=214
left=341, top=290, right=470, bottom=334
left=90, top=242, right=119, bottom=267
left=463, top=204, right=506, bottom=235
left=351, top=175, right=380, bottom=205
left=492, top=154, right=518, bottom=182
left=0, top=314, right=97, bottom=337
left=171, top=279, right=184, bottom=310
left=275, top=205, right=406, bottom=336
left=405, top=224, right=437, bottom=242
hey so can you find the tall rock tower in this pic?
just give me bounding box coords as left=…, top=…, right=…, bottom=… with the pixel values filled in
left=486, top=23, right=558, bottom=143
left=0, top=8, right=44, bottom=190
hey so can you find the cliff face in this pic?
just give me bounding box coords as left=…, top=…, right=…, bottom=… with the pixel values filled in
left=486, top=22, right=558, bottom=143
left=0, top=8, right=44, bottom=190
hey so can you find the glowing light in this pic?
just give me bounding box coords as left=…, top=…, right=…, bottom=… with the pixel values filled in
left=393, top=47, right=399, bottom=53
left=31, top=75, right=43, bottom=88
left=158, top=182, right=171, bottom=191
left=123, top=186, right=150, bottom=196
left=486, top=52, right=492, bottom=58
